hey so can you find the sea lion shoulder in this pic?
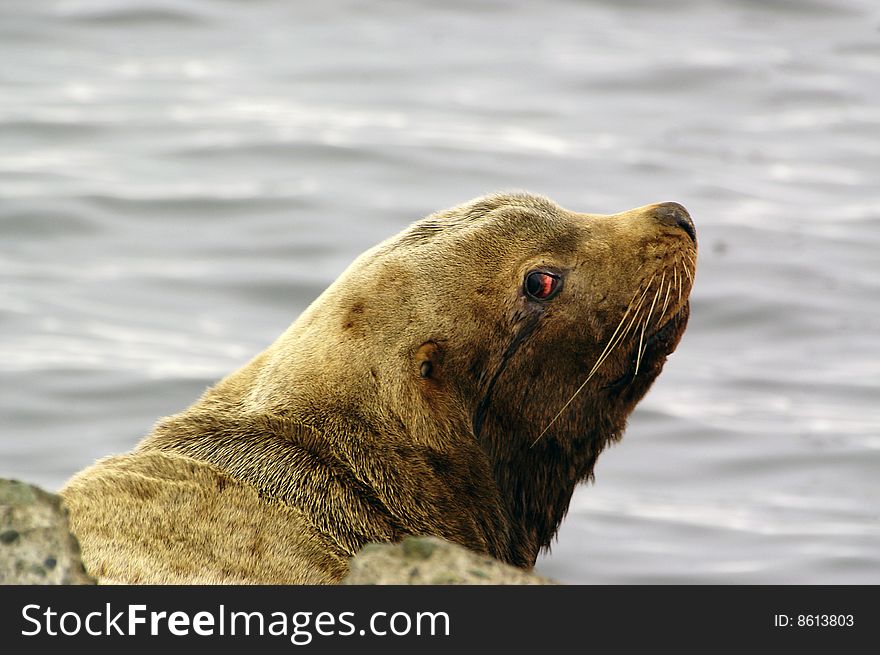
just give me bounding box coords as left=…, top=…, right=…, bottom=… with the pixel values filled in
left=61, top=450, right=346, bottom=584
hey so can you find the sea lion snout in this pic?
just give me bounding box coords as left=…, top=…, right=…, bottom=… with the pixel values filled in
left=650, top=202, right=696, bottom=243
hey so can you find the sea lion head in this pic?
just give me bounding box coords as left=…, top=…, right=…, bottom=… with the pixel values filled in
left=270, top=192, right=695, bottom=435
left=156, top=192, right=696, bottom=567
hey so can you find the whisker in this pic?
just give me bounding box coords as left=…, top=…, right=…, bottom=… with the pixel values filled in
left=638, top=338, right=650, bottom=373
left=636, top=279, right=661, bottom=373
left=633, top=284, right=661, bottom=377
left=646, top=283, right=661, bottom=324
left=659, top=278, right=673, bottom=323
left=583, top=300, right=645, bottom=384
left=619, top=301, right=645, bottom=341
left=616, top=278, right=654, bottom=342
left=655, top=270, right=667, bottom=318
left=634, top=315, right=650, bottom=376
left=594, top=290, right=642, bottom=355
left=591, top=299, right=646, bottom=377
left=676, top=266, right=682, bottom=304
left=593, top=276, right=654, bottom=368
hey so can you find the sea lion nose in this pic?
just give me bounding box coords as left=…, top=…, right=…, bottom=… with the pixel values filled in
left=652, top=202, right=696, bottom=243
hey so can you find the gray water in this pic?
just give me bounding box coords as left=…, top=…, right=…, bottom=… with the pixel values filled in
left=2, top=0, right=878, bottom=584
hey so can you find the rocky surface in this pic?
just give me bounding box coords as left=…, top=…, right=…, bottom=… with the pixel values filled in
left=0, top=479, right=94, bottom=585
left=1, top=479, right=554, bottom=585
left=343, top=536, right=555, bottom=585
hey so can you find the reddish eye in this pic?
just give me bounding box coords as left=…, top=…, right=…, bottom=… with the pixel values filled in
left=524, top=271, right=561, bottom=300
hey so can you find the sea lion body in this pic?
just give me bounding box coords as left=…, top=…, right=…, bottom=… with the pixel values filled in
left=61, top=192, right=697, bottom=584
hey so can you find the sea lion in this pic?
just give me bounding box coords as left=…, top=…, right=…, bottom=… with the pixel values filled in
left=60, top=192, right=696, bottom=584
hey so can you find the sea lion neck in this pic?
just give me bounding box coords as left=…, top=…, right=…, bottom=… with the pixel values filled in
left=140, top=345, right=522, bottom=566
left=476, top=404, right=619, bottom=563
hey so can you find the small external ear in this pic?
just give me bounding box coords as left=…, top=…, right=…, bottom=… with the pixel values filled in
left=415, top=341, right=442, bottom=380
left=420, top=360, right=433, bottom=378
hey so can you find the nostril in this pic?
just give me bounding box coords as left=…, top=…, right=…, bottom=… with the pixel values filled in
left=654, top=202, right=696, bottom=243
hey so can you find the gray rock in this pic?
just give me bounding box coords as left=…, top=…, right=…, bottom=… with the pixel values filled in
left=0, top=479, right=94, bottom=585
left=0, top=479, right=554, bottom=586
left=343, top=536, right=556, bottom=585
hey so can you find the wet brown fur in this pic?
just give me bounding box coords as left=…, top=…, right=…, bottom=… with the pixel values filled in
left=61, top=192, right=696, bottom=584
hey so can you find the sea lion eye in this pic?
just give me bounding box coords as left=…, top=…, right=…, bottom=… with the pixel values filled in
left=524, top=271, right=561, bottom=300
